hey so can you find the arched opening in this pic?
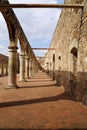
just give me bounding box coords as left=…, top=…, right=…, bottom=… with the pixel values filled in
left=58, top=56, right=61, bottom=60
left=0, top=9, right=19, bottom=88
left=70, top=47, right=78, bottom=81
left=49, top=62, right=52, bottom=78
left=56, top=55, right=62, bottom=86
left=52, top=53, right=55, bottom=80
left=69, top=47, right=78, bottom=95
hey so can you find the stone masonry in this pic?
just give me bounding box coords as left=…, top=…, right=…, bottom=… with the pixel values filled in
left=44, top=0, right=87, bottom=105
left=0, top=54, right=8, bottom=76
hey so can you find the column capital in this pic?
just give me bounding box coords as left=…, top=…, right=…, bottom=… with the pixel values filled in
left=25, top=56, right=30, bottom=60
left=8, top=46, right=18, bottom=49
left=29, top=59, right=32, bottom=62
left=8, top=46, right=18, bottom=52
left=19, top=54, right=25, bottom=59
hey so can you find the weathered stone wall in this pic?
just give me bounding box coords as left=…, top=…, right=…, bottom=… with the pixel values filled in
left=0, top=54, right=8, bottom=76
left=44, top=0, right=87, bottom=104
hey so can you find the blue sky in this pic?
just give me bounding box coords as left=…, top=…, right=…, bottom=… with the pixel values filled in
left=0, top=0, right=64, bottom=56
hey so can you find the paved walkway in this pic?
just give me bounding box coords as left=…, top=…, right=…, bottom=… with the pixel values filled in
left=0, top=71, right=87, bottom=129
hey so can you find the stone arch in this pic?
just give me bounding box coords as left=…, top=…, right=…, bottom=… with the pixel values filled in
left=0, top=8, right=18, bottom=88
left=0, top=7, right=30, bottom=85
left=1, top=10, right=18, bottom=46
left=0, top=0, right=39, bottom=88
left=0, top=0, right=17, bottom=43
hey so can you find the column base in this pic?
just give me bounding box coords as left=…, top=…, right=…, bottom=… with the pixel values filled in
left=5, top=84, right=19, bottom=89
left=25, top=76, right=31, bottom=79
left=29, top=76, right=32, bottom=79
left=18, top=79, right=27, bottom=82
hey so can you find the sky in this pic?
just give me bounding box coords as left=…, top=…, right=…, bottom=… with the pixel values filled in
left=0, top=0, right=64, bottom=56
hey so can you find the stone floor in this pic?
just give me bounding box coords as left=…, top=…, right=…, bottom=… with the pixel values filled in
left=0, top=71, right=87, bottom=130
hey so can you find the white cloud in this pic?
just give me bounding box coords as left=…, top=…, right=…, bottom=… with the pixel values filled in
left=0, top=44, right=8, bottom=55
left=9, top=0, right=57, bottom=4
left=0, top=13, right=9, bottom=41
left=9, top=0, right=61, bottom=41
left=0, top=0, right=62, bottom=56
left=0, top=44, right=4, bottom=49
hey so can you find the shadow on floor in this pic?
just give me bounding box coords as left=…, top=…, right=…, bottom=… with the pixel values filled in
left=32, top=78, right=50, bottom=79
left=0, top=128, right=85, bottom=130
left=19, top=83, right=57, bottom=89
left=0, top=91, right=76, bottom=108
left=28, top=79, right=51, bottom=82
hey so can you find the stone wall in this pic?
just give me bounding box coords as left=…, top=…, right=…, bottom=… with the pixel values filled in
left=0, top=54, right=8, bottom=76
left=44, top=0, right=87, bottom=104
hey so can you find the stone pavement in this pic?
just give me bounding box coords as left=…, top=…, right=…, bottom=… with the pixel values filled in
left=0, top=71, right=87, bottom=130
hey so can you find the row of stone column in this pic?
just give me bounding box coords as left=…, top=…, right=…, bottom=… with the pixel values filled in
left=45, top=62, right=55, bottom=80
left=7, top=46, right=38, bottom=89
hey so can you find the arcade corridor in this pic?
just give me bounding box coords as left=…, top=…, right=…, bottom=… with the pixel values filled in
left=0, top=71, right=87, bottom=129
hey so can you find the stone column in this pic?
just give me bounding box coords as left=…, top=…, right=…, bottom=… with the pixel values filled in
left=35, top=64, right=38, bottom=74
left=25, top=56, right=30, bottom=79
left=32, top=59, right=34, bottom=76
left=52, top=62, right=55, bottom=80
left=16, top=53, right=19, bottom=73
left=6, top=66, right=8, bottom=75
left=7, top=46, right=18, bottom=89
left=29, top=59, right=32, bottom=77
left=1, top=64, right=3, bottom=76
left=19, top=54, right=25, bottom=81
left=50, top=62, right=52, bottom=78
left=32, top=59, right=35, bottom=76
